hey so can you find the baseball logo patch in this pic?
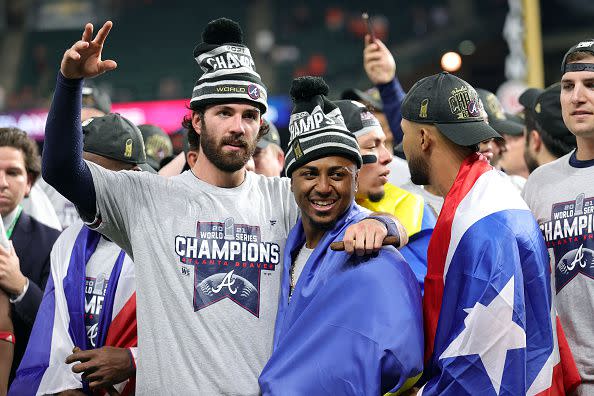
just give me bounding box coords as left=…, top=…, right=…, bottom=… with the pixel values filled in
left=247, top=84, right=260, bottom=100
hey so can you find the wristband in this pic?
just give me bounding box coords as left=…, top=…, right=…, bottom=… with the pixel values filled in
left=367, top=214, right=399, bottom=241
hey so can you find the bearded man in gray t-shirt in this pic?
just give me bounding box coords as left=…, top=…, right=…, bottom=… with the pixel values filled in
left=41, top=18, right=405, bottom=395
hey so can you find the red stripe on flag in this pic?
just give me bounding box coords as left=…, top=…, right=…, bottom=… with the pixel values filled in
left=99, top=293, right=137, bottom=396
left=423, top=154, right=492, bottom=361
left=105, top=293, right=137, bottom=348
left=556, top=317, right=581, bottom=394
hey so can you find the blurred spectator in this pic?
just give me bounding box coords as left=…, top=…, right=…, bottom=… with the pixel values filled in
left=158, top=77, right=182, bottom=100
left=0, top=128, right=60, bottom=386
left=138, top=124, right=173, bottom=171
left=477, top=88, right=526, bottom=190
left=519, top=84, right=576, bottom=173
left=253, top=120, right=284, bottom=177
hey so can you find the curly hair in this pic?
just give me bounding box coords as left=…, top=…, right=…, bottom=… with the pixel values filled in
left=0, top=127, right=41, bottom=183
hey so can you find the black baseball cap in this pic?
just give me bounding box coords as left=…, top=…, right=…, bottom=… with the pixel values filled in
left=401, top=72, right=501, bottom=146
left=138, top=124, right=173, bottom=170
left=340, top=87, right=383, bottom=112
left=82, top=113, right=156, bottom=173
left=257, top=119, right=281, bottom=149
left=334, top=100, right=382, bottom=137
left=82, top=82, right=112, bottom=114
left=519, top=84, right=576, bottom=146
left=561, top=39, right=594, bottom=74
left=476, top=88, right=524, bottom=136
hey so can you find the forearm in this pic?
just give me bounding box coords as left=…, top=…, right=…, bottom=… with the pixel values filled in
left=377, top=77, right=406, bottom=144
left=42, top=72, right=96, bottom=217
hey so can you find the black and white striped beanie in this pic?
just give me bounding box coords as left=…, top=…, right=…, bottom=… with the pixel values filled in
left=284, top=77, right=362, bottom=177
left=190, top=18, right=268, bottom=113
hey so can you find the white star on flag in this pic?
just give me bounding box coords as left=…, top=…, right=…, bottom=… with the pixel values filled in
left=440, top=276, right=526, bottom=395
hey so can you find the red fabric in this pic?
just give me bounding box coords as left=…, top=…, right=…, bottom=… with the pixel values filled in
left=556, top=317, right=581, bottom=394
left=96, top=293, right=137, bottom=396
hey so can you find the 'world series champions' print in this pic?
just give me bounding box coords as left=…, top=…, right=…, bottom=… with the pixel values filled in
left=175, top=218, right=280, bottom=316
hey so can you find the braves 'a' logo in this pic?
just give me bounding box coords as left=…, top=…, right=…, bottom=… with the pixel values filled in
left=175, top=218, right=280, bottom=317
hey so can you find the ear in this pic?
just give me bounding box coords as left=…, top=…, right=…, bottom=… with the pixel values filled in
left=192, top=112, right=203, bottom=136
left=530, top=130, right=542, bottom=152
left=187, top=151, right=199, bottom=168
left=419, top=127, right=432, bottom=152
left=24, top=174, right=33, bottom=198
left=276, top=150, right=285, bottom=168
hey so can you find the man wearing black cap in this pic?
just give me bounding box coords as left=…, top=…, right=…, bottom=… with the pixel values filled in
left=400, top=72, right=559, bottom=394
left=259, top=76, right=422, bottom=396
left=522, top=39, right=594, bottom=394
left=11, top=113, right=145, bottom=395
left=518, top=84, right=576, bottom=173
left=138, top=124, right=173, bottom=171
left=41, top=19, right=401, bottom=395
left=253, top=119, right=284, bottom=177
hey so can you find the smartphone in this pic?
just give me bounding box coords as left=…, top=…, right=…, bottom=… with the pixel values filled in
left=362, top=12, right=376, bottom=42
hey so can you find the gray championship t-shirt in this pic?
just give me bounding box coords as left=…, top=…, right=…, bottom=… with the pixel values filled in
left=522, top=151, right=594, bottom=395
left=87, top=162, right=298, bottom=395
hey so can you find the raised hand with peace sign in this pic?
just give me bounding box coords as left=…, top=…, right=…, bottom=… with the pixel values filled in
left=61, top=21, right=118, bottom=80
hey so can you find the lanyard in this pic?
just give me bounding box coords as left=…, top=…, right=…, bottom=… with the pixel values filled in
left=6, top=205, right=22, bottom=240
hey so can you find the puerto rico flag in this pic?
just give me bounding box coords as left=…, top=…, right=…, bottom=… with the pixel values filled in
left=9, top=222, right=137, bottom=396
left=420, top=154, right=579, bottom=395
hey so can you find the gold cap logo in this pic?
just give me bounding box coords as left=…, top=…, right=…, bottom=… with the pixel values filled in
left=535, top=103, right=541, bottom=114
left=124, top=138, right=133, bottom=158
left=420, top=98, right=429, bottom=118
left=293, top=141, right=303, bottom=159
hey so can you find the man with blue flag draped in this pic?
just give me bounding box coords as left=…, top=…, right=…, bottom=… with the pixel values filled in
left=258, top=76, right=424, bottom=396
left=9, top=114, right=152, bottom=395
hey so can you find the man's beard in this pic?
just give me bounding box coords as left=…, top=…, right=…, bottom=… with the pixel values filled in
left=367, top=190, right=385, bottom=202
left=310, top=218, right=339, bottom=231
left=408, top=153, right=430, bottom=186
left=523, top=149, right=539, bottom=174
left=200, top=119, right=256, bottom=173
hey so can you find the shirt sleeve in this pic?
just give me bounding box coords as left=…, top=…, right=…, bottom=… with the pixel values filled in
left=42, top=72, right=96, bottom=219
left=377, top=77, right=406, bottom=145
left=85, top=162, right=156, bottom=258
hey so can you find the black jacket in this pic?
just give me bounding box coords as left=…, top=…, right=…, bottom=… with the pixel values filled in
left=9, top=211, right=60, bottom=384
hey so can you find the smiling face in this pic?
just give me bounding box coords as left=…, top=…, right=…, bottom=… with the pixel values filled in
left=561, top=54, right=594, bottom=139
left=356, top=127, right=393, bottom=202
left=291, top=156, right=357, bottom=244
left=0, top=146, right=32, bottom=216
left=194, top=103, right=261, bottom=173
